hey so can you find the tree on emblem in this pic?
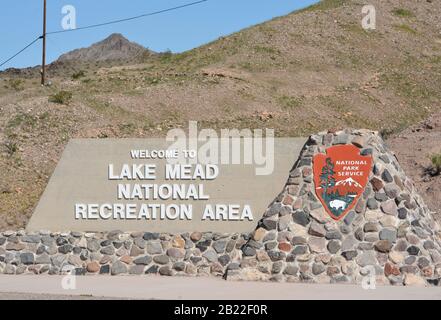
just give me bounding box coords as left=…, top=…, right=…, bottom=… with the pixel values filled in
left=319, top=157, right=335, bottom=194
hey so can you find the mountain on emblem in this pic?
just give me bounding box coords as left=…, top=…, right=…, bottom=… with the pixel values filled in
left=313, top=145, right=372, bottom=220
left=335, top=177, right=362, bottom=188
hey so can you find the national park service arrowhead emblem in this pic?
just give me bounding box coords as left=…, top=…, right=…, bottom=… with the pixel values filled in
left=313, top=145, right=372, bottom=221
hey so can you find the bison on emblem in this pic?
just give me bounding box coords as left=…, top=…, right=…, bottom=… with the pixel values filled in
left=329, top=199, right=347, bottom=211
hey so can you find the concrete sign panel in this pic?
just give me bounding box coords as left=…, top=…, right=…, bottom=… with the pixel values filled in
left=27, top=137, right=307, bottom=233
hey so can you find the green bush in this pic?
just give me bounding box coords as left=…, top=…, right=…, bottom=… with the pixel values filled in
left=49, top=90, right=73, bottom=105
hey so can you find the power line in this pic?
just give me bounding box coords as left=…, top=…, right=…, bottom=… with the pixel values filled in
left=0, top=0, right=210, bottom=69
left=0, top=37, right=41, bottom=68
left=47, top=0, right=209, bottom=35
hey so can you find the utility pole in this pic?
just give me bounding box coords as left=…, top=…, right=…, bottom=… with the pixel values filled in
left=41, top=0, right=47, bottom=85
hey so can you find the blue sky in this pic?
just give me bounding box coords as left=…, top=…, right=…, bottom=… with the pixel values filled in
left=1, top=0, right=318, bottom=70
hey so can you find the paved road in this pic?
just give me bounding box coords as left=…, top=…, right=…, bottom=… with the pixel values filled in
left=0, top=293, right=124, bottom=300
left=1, top=275, right=440, bottom=300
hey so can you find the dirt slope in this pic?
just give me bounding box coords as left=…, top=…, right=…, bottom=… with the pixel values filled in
left=0, top=0, right=440, bottom=230
left=387, top=113, right=441, bottom=219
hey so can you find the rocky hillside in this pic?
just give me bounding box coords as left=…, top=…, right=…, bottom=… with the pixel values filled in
left=0, top=0, right=440, bottom=230
left=57, top=33, right=152, bottom=63
left=1, top=34, right=154, bottom=78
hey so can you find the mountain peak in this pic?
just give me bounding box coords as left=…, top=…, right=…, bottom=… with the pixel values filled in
left=57, top=33, right=153, bottom=63
left=100, top=33, right=132, bottom=46
left=106, top=33, right=125, bottom=40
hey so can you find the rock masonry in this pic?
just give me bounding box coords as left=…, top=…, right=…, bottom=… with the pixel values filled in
left=1, top=129, right=440, bottom=286
left=0, top=230, right=245, bottom=277
left=236, top=129, right=441, bottom=286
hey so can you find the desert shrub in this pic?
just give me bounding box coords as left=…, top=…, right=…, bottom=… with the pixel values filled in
left=301, top=0, right=348, bottom=12
left=392, top=8, right=414, bottom=17
left=278, top=95, right=303, bottom=110
left=379, top=127, right=403, bottom=139
left=159, top=50, right=173, bottom=63
left=118, top=123, right=136, bottom=135
left=8, top=79, right=24, bottom=91
left=431, top=153, right=441, bottom=175
left=72, top=70, right=86, bottom=80
left=4, top=141, right=18, bottom=156
left=49, top=90, right=73, bottom=105
left=7, top=113, right=37, bottom=131
left=145, top=77, right=160, bottom=85
left=253, top=46, right=281, bottom=55
left=394, top=24, right=417, bottom=34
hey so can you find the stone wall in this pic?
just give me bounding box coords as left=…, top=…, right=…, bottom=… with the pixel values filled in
left=1, top=129, right=441, bottom=286
left=0, top=230, right=247, bottom=277
left=236, top=129, right=441, bottom=286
